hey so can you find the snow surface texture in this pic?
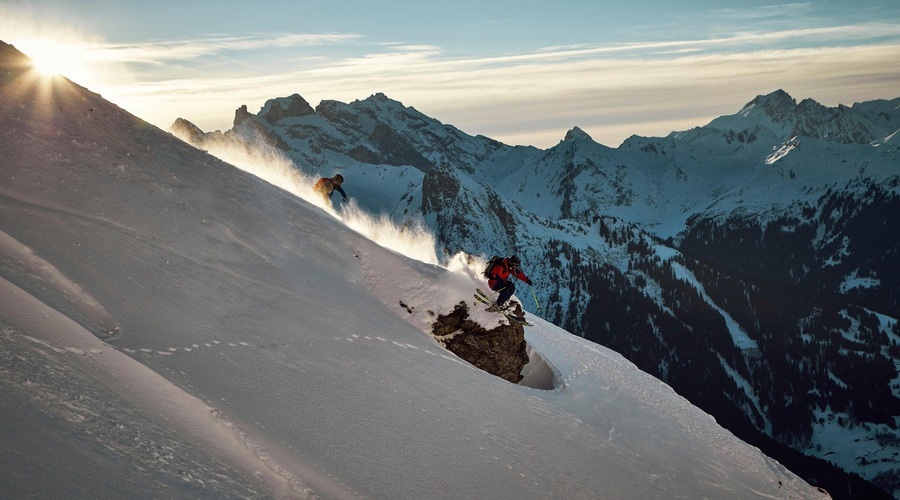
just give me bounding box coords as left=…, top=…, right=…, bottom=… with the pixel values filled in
left=0, top=44, right=828, bottom=498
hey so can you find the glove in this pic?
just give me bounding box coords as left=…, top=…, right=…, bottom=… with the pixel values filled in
left=525, top=278, right=532, bottom=285
left=343, top=196, right=348, bottom=201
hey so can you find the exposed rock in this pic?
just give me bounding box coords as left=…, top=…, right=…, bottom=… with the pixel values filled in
left=233, top=104, right=251, bottom=128
left=363, top=122, right=435, bottom=172
left=259, top=94, right=316, bottom=124
left=564, top=126, right=594, bottom=142
left=170, top=117, right=204, bottom=142
left=421, top=161, right=461, bottom=214
left=432, top=302, right=528, bottom=383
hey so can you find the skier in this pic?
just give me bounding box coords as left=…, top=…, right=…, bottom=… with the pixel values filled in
left=486, top=255, right=532, bottom=317
left=313, top=174, right=348, bottom=205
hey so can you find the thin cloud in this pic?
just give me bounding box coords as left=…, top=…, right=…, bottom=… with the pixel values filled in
left=79, top=33, right=363, bottom=65
left=703, top=3, right=819, bottom=22
left=531, top=23, right=900, bottom=61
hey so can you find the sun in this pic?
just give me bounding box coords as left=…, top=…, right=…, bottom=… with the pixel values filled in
left=19, top=39, right=92, bottom=82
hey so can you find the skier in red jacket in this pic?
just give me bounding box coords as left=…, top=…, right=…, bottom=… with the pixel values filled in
left=487, top=255, right=532, bottom=315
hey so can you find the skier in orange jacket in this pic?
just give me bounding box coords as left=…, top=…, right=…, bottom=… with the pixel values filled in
left=313, top=174, right=348, bottom=205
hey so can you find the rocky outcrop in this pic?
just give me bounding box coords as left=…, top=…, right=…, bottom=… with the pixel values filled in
left=233, top=104, right=252, bottom=128
left=421, top=162, right=461, bottom=214
left=230, top=106, right=290, bottom=151
left=170, top=117, right=205, bottom=142
left=431, top=302, right=528, bottom=383
left=259, top=94, right=316, bottom=124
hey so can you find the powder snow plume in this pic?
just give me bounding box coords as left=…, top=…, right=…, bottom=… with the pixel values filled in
left=185, top=135, right=320, bottom=205
left=338, top=202, right=439, bottom=265
left=172, top=130, right=441, bottom=267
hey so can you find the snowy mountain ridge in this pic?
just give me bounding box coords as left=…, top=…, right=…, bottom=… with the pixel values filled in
left=714, top=89, right=900, bottom=146
left=213, top=87, right=900, bottom=241
left=174, top=84, right=899, bottom=498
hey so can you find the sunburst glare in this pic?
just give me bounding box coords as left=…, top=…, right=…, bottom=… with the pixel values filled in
left=18, top=39, right=94, bottom=84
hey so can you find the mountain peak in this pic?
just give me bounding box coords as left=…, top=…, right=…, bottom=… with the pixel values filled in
left=739, top=89, right=798, bottom=121
left=359, top=92, right=409, bottom=112
left=564, top=126, right=594, bottom=143
left=756, top=88, right=795, bottom=104
left=722, top=90, right=895, bottom=144
left=369, top=91, right=391, bottom=102
left=258, top=93, right=316, bottom=124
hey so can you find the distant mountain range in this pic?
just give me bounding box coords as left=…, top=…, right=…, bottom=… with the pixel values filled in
left=173, top=89, right=900, bottom=498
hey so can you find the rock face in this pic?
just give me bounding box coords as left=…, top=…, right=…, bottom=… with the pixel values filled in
left=170, top=117, right=203, bottom=139
left=259, top=94, right=316, bottom=124
left=432, top=302, right=528, bottom=383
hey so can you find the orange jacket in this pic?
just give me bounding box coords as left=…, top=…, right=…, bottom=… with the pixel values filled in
left=488, top=258, right=530, bottom=288
left=314, top=177, right=347, bottom=199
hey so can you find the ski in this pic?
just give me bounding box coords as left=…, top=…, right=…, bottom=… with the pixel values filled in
left=475, top=288, right=497, bottom=303
left=473, top=292, right=493, bottom=308
left=474, top=288, right=534, bottom=326
left=474, top=288, right=495, bottom=307
left=474, top=291, right=503, bottom=313
left=504, top=314, right=534, bottom=327
left=474, top=289, right=503, bottom=312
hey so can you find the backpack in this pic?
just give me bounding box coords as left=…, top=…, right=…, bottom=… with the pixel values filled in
left=483, top=255, right=503, bottom=278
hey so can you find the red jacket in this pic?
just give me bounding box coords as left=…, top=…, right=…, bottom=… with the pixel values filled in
left=488, top=258, right=529, bottom=288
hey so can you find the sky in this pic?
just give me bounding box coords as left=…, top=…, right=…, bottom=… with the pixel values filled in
left=2, top=0, right=900, bottom=147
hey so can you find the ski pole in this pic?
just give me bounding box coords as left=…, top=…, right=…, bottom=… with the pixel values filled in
left=529, top=284, right=541, bottom=311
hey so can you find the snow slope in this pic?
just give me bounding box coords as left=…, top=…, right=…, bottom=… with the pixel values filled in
left=0, top=42, right=828, bottom=498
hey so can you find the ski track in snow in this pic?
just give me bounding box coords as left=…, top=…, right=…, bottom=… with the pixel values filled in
left=119, top=333, right=470, bottom=369
left=0, top=275, right=358, bottom=500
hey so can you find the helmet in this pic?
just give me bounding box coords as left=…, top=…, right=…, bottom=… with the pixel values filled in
left=508, top=255, right=520, bottom=266
left=333, top=174, right=344, bottom=184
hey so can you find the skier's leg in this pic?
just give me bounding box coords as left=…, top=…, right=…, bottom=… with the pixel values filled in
left=497, top=281, right=515, bottom=306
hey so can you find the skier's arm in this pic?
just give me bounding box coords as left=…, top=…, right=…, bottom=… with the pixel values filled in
left=334, top=185, right=347, bottom=200
left=514, top=269, right=531, bottom=284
